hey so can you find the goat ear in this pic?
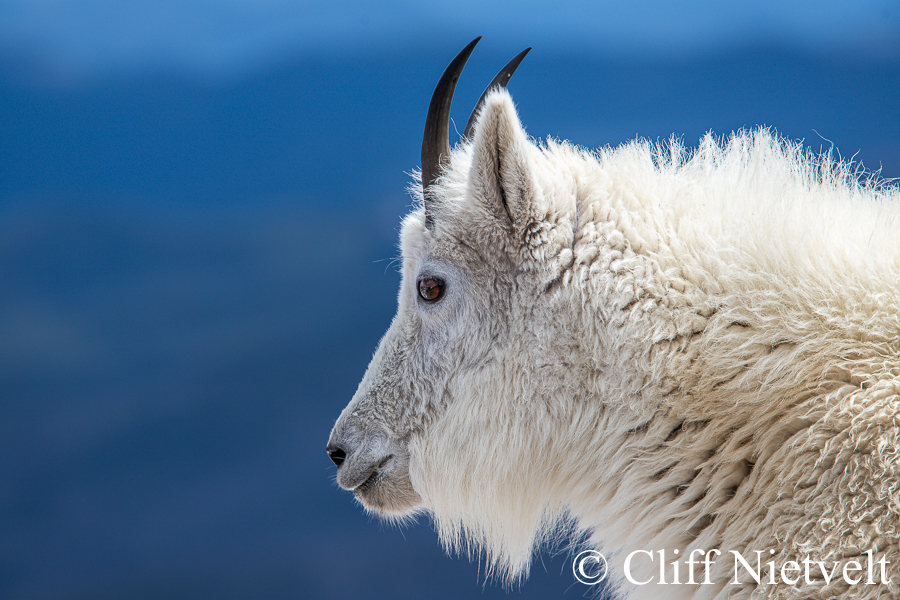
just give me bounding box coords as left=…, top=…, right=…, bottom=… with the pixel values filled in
left=467, top=89, right=540, bottom=235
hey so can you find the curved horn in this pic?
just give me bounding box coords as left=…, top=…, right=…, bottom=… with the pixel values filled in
left=422, top=36, right=481, bottom=228
left=461, top=47, right=531, bottom=143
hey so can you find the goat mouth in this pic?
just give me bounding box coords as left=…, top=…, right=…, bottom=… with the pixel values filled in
left=355, top=470, right=379, bottom=494
left=354, top=455, right=393, bottom=494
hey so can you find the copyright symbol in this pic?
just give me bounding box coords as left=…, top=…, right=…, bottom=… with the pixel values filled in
left=573, top=549, right=608, bottom=585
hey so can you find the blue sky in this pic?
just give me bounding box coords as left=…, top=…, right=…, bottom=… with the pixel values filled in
left=3, top=0, right=898, bottom=79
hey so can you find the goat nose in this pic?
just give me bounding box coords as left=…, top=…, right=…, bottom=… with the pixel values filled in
left=326, top=444, right=347, bottom=467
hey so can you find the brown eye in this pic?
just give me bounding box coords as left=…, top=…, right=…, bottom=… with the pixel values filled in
left=417, top=277, right=444, bottom=302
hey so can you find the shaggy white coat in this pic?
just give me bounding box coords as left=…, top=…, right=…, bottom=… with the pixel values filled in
left=331, top=88, right=900, bottom=600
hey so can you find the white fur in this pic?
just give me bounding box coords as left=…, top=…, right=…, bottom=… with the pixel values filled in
left=330, top=88, right=900, bottom=599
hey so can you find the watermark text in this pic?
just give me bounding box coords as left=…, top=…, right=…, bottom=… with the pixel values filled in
left=574, top=548, right=890, bottom=587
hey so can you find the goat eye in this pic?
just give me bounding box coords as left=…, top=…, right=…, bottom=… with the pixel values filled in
left=417, top=277, right=444, bottom=302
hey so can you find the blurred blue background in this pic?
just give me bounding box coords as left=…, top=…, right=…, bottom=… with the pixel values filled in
left=1, top=1, right=898, bottom=598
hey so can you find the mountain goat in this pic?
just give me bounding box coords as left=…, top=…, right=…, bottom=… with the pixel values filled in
left=327, top=37, right=900, bottom=599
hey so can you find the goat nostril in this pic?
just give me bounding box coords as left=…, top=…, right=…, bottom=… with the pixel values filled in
left=327, top=446, right=347, bottom=467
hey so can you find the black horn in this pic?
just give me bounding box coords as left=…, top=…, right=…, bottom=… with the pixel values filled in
left=421, top=37, right=481, bottom=228
left=461, top=47, right=531, bottom=143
